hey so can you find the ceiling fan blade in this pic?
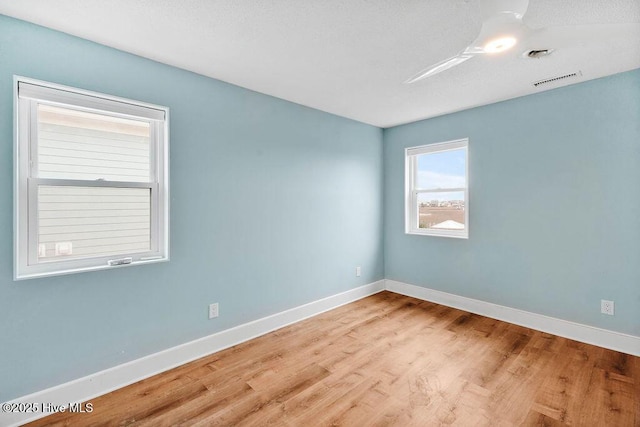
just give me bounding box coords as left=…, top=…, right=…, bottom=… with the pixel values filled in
left=405, top=54, right=474, bottom=84
left=404, top=0, right=531, bottom=84
left=526, top=23, right=640, bottom=51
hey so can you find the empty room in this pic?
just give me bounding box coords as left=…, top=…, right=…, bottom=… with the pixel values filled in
left=1, top=1, right=639, bottom=426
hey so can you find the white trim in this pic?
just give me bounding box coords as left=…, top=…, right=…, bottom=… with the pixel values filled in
left=406, top=138, right=468, bottom=156
left=17, top=77, right=167, bottom=120
left=385, top=279, right=640, bottom=357
left=1, top=281, right=384, bottom=427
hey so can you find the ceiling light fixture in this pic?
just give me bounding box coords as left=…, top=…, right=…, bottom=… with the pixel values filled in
left=483, top=36, right=517, bottom=53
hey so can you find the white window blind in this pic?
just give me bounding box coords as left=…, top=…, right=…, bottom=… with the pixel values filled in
left=37, top=186, right=152, bottom=260
left=15, top=77, right=169, bottom=279
left=37, top=105, right=151, bottom=182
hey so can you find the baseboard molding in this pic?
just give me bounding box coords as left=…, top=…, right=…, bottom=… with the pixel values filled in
left=1, top=280, right=385, bottom=427
left=385, top=279, right=640, bottom=357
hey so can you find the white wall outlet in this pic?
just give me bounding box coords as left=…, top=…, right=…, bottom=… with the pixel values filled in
left=209, top=303, right=219, bottom=319
left=600, top=300, right=614, bottom=316
left=355, top=266, right=361, bottom=277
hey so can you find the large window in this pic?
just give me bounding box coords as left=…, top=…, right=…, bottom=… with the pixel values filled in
left=14, top=77, right=169, bottom=279
left=405, top=139, right=468, bottom=238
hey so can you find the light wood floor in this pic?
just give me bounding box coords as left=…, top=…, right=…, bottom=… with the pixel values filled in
left=28, top=291, right=639, bottom=426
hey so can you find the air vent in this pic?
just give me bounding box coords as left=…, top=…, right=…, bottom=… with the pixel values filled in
left=526, top=49, right=554, bottom=58
left=533, top=71, right=582, bottom=88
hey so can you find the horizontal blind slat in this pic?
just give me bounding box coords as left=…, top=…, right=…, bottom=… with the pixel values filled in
left=37, top=107, right=151, bottom=182
left=40, top=221, right=150, bottom=234
left=39, top=147, right=149, bottom=165
left=38, top=186, right=150, bottom=196
left=40, top=122, right=150, bottom=142
left=40, top=127, right=150, bottom=148
left=40, top=231, right=150, bottom=244
left=39, top=210, right=150, bottom=219
left=40, top=218, right=149, bottom=228
left=38, top=186, right=151, bottom=261
left=40, top=202, right=150, bottom=211
left=39, top=194, right=150, bottom=204
left=40, top=156, right=149, bottom=176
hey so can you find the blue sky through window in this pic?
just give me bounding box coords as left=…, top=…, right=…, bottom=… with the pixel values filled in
left=416, top=148, right=466, bottom=192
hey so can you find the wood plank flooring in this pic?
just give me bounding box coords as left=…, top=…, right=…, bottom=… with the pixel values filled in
left=27, top=291, right=639, bottom=426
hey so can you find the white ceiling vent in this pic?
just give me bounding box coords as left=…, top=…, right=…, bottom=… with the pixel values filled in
left=533, top=71, right=583, bottom=88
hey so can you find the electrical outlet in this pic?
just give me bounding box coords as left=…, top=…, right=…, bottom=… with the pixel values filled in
left=356, top=266, right=361, bottom=277
left=209, top=303, right=219, bottom=319
left=600, top=300, right=614, bottom=316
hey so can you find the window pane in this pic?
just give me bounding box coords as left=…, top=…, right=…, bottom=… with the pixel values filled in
left=417, top=192, right=465, bottom=230
left=416, top=148, right=466, bottom=190
left=37, top=104, right=151, bottom=182
left=38, top=185, right=151, bottom=261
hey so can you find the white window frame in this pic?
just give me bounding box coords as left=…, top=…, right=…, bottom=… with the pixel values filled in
left=405, top=138, right=469, bottom=239
left=14, top=76, right=170, bottom=280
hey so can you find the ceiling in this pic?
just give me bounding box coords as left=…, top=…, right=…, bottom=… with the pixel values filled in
left=1, top=0, right=639, bottom=128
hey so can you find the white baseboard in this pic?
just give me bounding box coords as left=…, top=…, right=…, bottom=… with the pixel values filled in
left=1, top=280, right=385, bottom=427
left=385, top=279, right=640, bottom=357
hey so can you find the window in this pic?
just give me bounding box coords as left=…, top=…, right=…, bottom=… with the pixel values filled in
left=405, top=139, right=468, bottom=239
left=14, top=77, right=169, bottom=279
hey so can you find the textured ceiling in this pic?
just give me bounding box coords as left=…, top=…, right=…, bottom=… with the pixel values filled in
left=1, top=0, right=639, bottom=127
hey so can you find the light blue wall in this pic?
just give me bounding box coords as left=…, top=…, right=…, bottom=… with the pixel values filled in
left=0, top=15, right=384, bottom=401
left=384, top=69, right=640, bottom=337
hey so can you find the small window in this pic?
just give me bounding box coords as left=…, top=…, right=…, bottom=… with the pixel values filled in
left=405, top=139, right=468, bottom=238
left=14, top=77, right=169, bottom=279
